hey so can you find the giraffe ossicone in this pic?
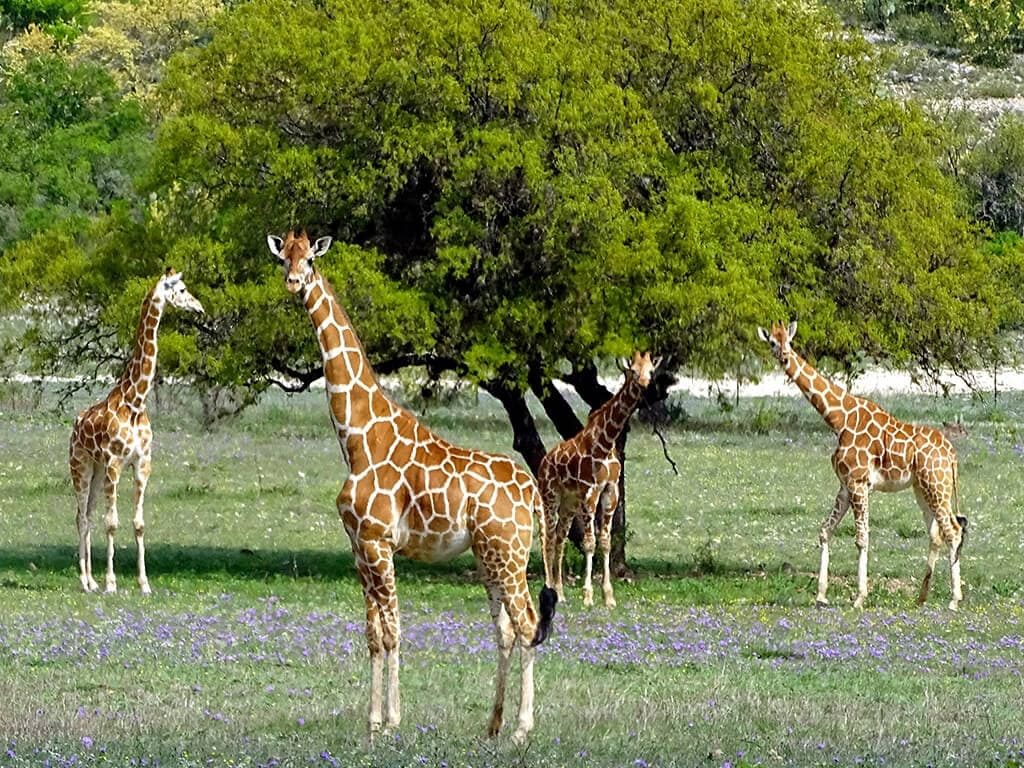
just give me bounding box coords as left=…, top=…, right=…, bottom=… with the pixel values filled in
left=69, top=268, right=204, bottom=595
left=538, top=350, right=661, bottom=608
left=757, top=320, right=966, bottom=611
left=269, top=230, right=557, bottom=743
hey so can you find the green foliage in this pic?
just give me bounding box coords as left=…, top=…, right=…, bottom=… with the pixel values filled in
left=1, top=0, right=1020, bottom=412
left=945, top=0, right=1024, bottom=65
left=962, top=115, right=1024, bottom=233
left=0, top=55, right=148, bottom=254
left=0, top=0, right=88, bottom=39
left=125, top=0, right=1017, bottom=397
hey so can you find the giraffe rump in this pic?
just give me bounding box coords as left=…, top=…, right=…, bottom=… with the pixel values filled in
left=531, top=586, right=559, bottom=647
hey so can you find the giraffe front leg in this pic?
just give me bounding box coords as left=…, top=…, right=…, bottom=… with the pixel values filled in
left=817, top=488, right=850, bottom=607
left=133, top=456, right=152, bottom=595
left=103, top=462, right=123, bottom=594
left=850, top=488, right=870, bottom=610
left=599, top=483, right=619, bottom=608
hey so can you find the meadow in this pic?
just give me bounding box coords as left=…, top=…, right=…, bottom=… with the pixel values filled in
left=0, top=379, right=1023, bottom=768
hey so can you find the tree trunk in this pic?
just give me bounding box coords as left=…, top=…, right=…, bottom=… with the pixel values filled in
left=483, top=378, right=547, bottom=475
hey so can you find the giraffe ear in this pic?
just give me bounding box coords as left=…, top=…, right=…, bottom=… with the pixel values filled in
left=756, top=326, right=770, bottom=342
left=312, top=236, right=333, bottom=259
left=650, top=355, right=664, bottom=370
left=787, top=320, right=798, bottom=339
left=267, top=235, right=284, bottom=260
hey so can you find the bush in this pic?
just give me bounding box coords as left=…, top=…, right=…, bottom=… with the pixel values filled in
left=962, top=115, right=1024, bottom=234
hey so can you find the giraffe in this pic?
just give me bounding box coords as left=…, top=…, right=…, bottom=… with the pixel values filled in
left=757, top=320, right=966, bottom=610
left=267, top=230, right=557, bottom=743
left=538, top=351, right=660, bottom=608
left=69, top=268, right=204, bottom=595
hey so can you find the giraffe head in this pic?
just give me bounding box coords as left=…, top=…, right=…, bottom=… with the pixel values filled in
left=156, top=269, right=205, bottom=314
left=623, top=351, right=661, bottom=388
left=757, top=320, right=798, bottom=364
left=267, top=230, right=333, bottom=295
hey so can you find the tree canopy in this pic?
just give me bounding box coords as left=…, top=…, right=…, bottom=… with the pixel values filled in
left=1, top=0, right=1022, bottom=414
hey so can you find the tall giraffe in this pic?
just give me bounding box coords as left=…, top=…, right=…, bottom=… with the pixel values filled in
left=69, top=269, right=204, bottom=594
left=538, top=351, right=660, bottom=608
left=267, top=231, right=557, bottom=743
left=757, top=321, right=966, bottom=610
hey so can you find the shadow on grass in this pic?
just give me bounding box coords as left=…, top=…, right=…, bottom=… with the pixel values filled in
left=0, top=543, right=821, bottom=606
left=0, top=543, right=493, bottom=585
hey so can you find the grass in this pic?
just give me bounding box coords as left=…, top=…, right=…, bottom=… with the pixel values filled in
left=1, top=381, right=1024, bottom=767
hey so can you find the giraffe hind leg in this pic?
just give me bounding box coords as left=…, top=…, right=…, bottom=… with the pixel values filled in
left=72, top=460, right=101, bottom=592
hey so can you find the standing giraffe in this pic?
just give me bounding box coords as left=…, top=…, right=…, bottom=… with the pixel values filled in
left=538, top=351, right=660, bottom=608
left=267, top=230, right=557, bottom=743
left=69, top=269, right=204, bottom=594
left=757, top=321, right=966, bottom=610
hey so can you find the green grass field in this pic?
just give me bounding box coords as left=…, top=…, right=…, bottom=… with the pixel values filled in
left=1, top=380, right=1023, bottom=768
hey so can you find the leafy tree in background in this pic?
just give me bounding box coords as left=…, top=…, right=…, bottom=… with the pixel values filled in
left=0, top=0, right=88, bottom=40
left=0, top=55, right=148, bottom=252
left=3, top=0, right=1022, bottom=570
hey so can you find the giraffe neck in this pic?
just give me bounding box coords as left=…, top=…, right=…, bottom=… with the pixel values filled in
left=586, top=376, right=644, bottom=453
left=116, top=288, right=164, bottom=413
left=303, top=272, right=399, bottom=467
left=783, top=350, right=856, bottom=433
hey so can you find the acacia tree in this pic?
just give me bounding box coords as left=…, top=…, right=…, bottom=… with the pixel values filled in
left=3, top=0, right=1021, bottom=571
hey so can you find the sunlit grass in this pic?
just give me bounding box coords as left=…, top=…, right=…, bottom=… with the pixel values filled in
left=1, top=382, right=1023, bottom=767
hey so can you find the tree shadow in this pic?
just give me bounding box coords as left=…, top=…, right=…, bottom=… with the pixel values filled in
left=0, top=543, right=548, bottom=587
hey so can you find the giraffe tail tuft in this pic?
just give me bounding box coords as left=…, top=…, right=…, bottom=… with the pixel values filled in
left=954, top=516, right=968, bottom=563
left=531, top=586, right=558, bottom=647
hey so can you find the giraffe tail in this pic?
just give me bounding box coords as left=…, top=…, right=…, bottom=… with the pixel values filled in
left=531, top=585, right=558, bottom=647
left=954, top=516, right=968, bottom=564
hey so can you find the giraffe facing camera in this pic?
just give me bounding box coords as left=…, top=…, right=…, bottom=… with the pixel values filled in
left=268, top=230, right=557, bottom=744
left=538, top=350, right=661, bottom=608
left=69, top=269, right=204, bottom=595
left=756, top=320, right=965, bottom=611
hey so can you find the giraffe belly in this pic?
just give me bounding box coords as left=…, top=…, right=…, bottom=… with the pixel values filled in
left=394, top=525, right=472, bottom=563
left=870, top=468, right=912, bottom=492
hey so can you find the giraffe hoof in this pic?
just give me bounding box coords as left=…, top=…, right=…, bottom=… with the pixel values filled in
left=604, top=597, right=617, bottom=608
left=853, top=597, right=865, bottom=610
left=948, top=600, right=960, bottom=612
left=814, top=598, right=830, bottom=609
left=140, top=584, right=152, bottom=596
left=511, top=727, right=530, bottom=746
left=104, top=584, right=117, bottom=595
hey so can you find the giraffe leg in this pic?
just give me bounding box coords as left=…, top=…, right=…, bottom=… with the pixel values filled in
left=71, top=457, right=99, bottom=592
left=552, top=503, right=575, bottom=604
left=850, top=487, right=870, bottom=610
left=482, top=577, right=515, bottom=739
left=132, top=455, right=152, bottom=595
left=598, top=483, right=619, bottom=608
left=539, top=483, right=559, bottom=591
left=939, top=508, right=965, bottom=612
left=816, top=487, right=850, bottom=607
left=102, top=461, right=123, bottom=594
left=356, top=538, right=401, bottom=735
left=918, top=516, right=942, bottom=606
left=580, top=496, right=598, bottom=607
